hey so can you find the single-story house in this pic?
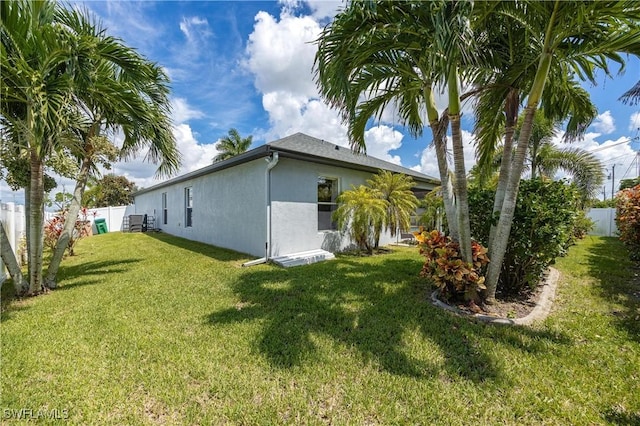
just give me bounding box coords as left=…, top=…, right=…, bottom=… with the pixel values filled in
left=133, top=133, right=439, bottom=266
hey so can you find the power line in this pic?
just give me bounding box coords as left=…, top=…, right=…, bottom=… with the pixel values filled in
left=601, top=153, right=633, bottom=165
left=588, top=136, right=638, bottom=153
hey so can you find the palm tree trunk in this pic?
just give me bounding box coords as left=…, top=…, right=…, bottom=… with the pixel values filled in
left=488, top=89, right=519, bottom=249
left=28, top=150, right=45, bottom=294
left=485, top=1, right=558, bottom=303
left=530, top=144, right=539, bottom=179
left=45, top=156, right=92, bottom=289
left=425, top=86, right=459, bottom=240
left=1, top=221, right=27, bottom=295
left=24, top=182, right=31, bottom=281
left=448, top=67, right=472, bottom=263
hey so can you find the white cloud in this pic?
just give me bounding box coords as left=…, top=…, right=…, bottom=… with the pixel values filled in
left=630, top=111, right=640, bottom=132
left=245, top=7, right=410, bottom=167
left=171, top=97, right=205, bottom=124
left=364, top=126, right=403, bottom=165
left=244, top=11, right=321, bottom=98
left=551, top=131, right=636, bottom=198
left=260, top=91, right=347, bottom=143
left=179, top=16, right=212, bottom=42
left=305, top=0, right=343, bottom=20
left=592, top=110, right=616, bottom=134
left=412, top=130, right=477, bottom=180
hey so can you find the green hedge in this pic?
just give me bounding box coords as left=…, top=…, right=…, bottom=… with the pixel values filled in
left=469, top=179, right=586, bottom=296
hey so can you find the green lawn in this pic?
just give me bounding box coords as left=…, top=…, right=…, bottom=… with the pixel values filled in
left=1, top=233, right=639, bottom=425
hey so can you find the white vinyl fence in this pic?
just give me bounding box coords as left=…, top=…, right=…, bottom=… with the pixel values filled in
left=587, top=208, right=618, bottom=237
left=1, top=202, right=27, bottom=281
left=1, top=203, right=134, bottom=282
left=87, top=205, right=136, bottom=233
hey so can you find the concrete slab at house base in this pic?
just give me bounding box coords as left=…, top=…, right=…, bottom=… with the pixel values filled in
left=271, top=249, right=335, bottom=267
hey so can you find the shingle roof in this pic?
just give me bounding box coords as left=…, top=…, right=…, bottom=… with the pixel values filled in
left=268, top=133, right=439, bottom=184
left=134, top=132, right=438, bottom=196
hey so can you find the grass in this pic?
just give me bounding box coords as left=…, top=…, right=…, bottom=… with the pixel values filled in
left=1, top=233, right=639, bottom=425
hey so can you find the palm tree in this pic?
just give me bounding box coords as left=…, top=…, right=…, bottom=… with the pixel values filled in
left=315, top=0, right=639, bottom=303
left=480, top=110, right=605, bottom=208
left=213, top=128, right=252, bottom=162
left=333, top=185, right=387, bottom=254
left=367, top=170, right=419, bottom=246
left=483, top=0, right=640, bottom=302
left=1, top=0, right=77, bottom=293
left=2, top=1, right=181, bottom=292
left=315, top=1, right=485, bottom=255
left=44, top=6, right=180, bottom=289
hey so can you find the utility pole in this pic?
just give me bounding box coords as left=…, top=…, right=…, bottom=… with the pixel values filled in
left=610, top=164, right=616, bottom=199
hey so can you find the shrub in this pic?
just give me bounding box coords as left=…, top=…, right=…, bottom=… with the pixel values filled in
left=469, top=179, right=582, bottom=296
left=570, top=209, right=594, bottom=243
left=44, top=208, right=96, bottom=256
left=615, top=184, right=640, bottom=260
left=414, top=228, right=489, bottom=303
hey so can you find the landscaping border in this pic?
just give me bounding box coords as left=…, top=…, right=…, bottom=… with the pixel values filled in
left=430, top=267, right=560, bottom=326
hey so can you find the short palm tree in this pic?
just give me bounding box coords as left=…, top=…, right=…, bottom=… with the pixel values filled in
left=367, top=170, right=419, bottom=246
left=333, top=185, right=387, bottom=254
left=213, top=129, right=252, bottom=162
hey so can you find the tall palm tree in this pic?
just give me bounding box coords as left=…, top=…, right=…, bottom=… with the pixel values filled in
left=480, top=110, right=605, bottom=208
left=483, top=0, right=640, bottom=302
left=1, top=0, right=77, bottom=293
left=315, top=0, right=639, bottom=303
left=2, top=1, right=181, bottom=293
left=315, top=0, right=483, bottom=252
left=44, top=6, right=180, bottom=289
left=213, top=128, right=252, bottom=162
left=367, top=170, right=419, bottom=246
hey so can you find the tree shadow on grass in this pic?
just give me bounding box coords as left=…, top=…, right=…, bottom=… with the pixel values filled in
left=208, top=253, right=570, bottom=383
left=0, top=258, right=143, bottom=322
left=586, top=237, right=640, bottom=343
left=55, top=258, right=143, bottom=291
left=0, top=280, right=29, bottom=322
left=143, top=232, right=250, bottom=263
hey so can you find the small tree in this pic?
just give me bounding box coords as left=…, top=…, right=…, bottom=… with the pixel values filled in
left=83, top=174, right=138, bottom=207
left=333, top=185, right=387, bottom=254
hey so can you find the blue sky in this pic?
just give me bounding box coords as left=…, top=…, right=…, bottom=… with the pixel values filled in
left=1, top=0, right=639, bottom=204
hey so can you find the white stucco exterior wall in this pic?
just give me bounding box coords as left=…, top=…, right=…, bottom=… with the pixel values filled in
left=134, top=159, right=267, bottom=257
left=134, top=153, right=435, bottom=259
left=269, top=157, right=431, bottom=256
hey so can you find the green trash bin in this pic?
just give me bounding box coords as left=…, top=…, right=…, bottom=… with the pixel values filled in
left=94, top=218, right=108, bottom=234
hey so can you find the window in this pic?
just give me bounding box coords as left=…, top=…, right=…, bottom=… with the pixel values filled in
left=185, top=187, right=193, bottom=227
left=162, top=192, right=168, bottom=225
left=318, top=177, right=338, bottom=231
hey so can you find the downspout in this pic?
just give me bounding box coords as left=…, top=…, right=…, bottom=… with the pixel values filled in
left=242, top=151, right=279, bottom=267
